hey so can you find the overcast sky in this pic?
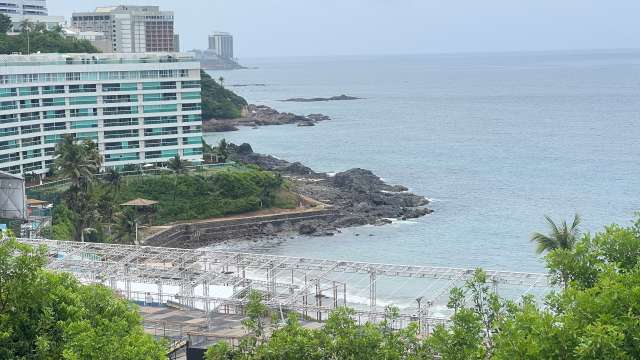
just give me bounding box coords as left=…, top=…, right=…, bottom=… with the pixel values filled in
left=49, top=0, right=639, bottom=58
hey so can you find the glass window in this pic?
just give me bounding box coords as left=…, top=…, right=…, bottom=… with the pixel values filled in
left=69, top=96, right=97, bottom=105
left=143, top=104, right=177, bottom=113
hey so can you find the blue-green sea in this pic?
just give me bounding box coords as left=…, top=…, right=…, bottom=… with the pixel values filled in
left=204, top=50, right=640, bottom=273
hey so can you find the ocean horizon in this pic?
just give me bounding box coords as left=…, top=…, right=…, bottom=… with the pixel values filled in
left=204, top=49, right=640, bottom=274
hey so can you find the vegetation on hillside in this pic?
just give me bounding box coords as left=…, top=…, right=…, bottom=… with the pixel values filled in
left=205, top=214, right=640, bottom=359
left=0, top=14, right=98, bottom=54
left=201, top=70, right=248, bottom=119
left=0, top=238, right=166, bottom=359
left=34, top=136, right=296, bottom=242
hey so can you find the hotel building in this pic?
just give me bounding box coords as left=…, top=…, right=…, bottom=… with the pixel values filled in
left=0, top=52, right=203, bottom=176
left=71, top=6, right=178, bottom=53
left=0, top=0, right=47, bottom=16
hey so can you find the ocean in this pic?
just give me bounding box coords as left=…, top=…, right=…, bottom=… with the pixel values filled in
left=204, top=50, right=640, bottom=274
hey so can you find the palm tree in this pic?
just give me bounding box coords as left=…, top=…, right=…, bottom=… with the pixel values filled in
left=54, top=135, right=101, bottom=189
left=167, top=155, right=189, bottom=174
left=114, top=209, right=137, bottom=245
left=217, top=138, right=230, bottom=163
left=218, top=76, right=225, bottom=87
left=530, top=214, right=581, bottom=254
left=104, top=168, right=122, bottom=193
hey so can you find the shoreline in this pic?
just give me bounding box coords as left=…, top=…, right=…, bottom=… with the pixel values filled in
left=203, top=104, right=331, bottom=132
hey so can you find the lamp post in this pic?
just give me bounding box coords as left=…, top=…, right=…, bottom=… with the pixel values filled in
left=416, top=296, right=424, bottom=334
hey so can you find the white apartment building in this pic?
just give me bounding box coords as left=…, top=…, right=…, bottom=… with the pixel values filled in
left=0, top=0, right=47, bottom=16
left=0, top=53, right=203, bottom=176
left=71, top=6, right=177, bottom=53
left=208, top=32, right=234, bottom=60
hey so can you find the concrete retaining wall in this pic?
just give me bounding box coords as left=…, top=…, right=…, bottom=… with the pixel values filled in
left=144, top=209, right=337, bottom=248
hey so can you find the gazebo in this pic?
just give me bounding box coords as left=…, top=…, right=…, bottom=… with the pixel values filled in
left=120, top=198, right=159, bottom=244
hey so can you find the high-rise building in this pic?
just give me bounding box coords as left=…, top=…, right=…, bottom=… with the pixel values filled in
left=71, top=6, right=178, bottom=53
left=208, top=32, right=234, bottom=60
left=0, top=53, right=203, bottom=176
left=0, top=0, right=47, bottom=16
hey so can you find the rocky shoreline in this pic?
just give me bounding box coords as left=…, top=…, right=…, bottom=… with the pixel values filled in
left=281, top=94, right=361, bottom=102
left=230, top=143, right=433, bottom=237
left=203, top=104, right=331, bottom=132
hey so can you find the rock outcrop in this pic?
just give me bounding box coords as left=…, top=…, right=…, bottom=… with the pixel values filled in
left=203, top=104, right=331, bottom=132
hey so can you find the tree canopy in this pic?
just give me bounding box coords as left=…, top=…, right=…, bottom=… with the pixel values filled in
left=0, top=237, right=166, bottom=359
left=206, top=214, right=640, bottom=359
left=201, top=70, right=248, bottom=119
left=0, top=15, right=99, bottom=54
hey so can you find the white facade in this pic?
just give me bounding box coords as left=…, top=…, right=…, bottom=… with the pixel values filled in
left=208, top=32, right=234, bottom=60
left=0, top=53, right=203, bottom=176
left=0, top=0, right=47, bottom=16
left=72, top=6, right=177, bottom=53
left=7, top=14, right=63, bottom=32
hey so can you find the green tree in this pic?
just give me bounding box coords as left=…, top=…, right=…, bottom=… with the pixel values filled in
left=167, top=155, right=189, bottom=174
left=200, top=70, right=247, bottom=119
left=0, top=237, right=166, bottom=359
left=531, top=214, right=581, bottom=254
left=104, top=168, right=122, bottom=193
left=217, top=138, right=230, bottom=163
left=0, top=13, right=11, bottom=34
left=54, top=135, right=102, bottom=188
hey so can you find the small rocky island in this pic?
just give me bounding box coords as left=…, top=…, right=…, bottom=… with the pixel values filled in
left=281, top=94, right=361, bottom=102
left=230, top=143, right=433, bottom=236
left=203, top=104, right=331, bottom=132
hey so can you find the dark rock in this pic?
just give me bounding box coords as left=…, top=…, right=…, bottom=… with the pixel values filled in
left=298, top=223, right=318, bottom=235
left=236, top=143, right=254, bottom=155
left=281, top=95, right=361, bottom=102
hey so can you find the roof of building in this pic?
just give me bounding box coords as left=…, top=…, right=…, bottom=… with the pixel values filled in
left=120, top=198, right=159, bottom=207
left=0, top=170, right=23, bottom=181
left=27, top=198, right=48, bottom=206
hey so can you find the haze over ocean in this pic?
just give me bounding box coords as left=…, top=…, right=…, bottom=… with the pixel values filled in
left=205, top=49, right=640, bottom=273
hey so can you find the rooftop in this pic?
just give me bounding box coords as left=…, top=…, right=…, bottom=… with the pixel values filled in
left=0, top=52, right=198, bottom=67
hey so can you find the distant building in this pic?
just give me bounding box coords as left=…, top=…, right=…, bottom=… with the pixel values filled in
left=71, top=6, right=178, bottom=53
left=0, top=0, right=48, bottom=16
left=63, top=28, right=112, bottom=53
left=0, top=52, right=203, bottom=175
left=208, top=32, right=234, bottom=60
left=7, top=14, right=64, bottom=32
left=173, top=34, right=180, bottom=52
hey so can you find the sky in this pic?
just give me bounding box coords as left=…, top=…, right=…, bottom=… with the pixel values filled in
left=49, top=0, right=640, bottom=58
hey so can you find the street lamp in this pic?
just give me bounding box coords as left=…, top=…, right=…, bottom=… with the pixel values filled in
left=416, top=296, right=424, bottom=333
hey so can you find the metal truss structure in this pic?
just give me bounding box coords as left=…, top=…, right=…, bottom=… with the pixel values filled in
left=16, top=238, right=552, bottom=331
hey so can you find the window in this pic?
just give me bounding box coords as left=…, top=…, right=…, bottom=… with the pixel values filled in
left=143, top=104, right=177, bottom=113
left=42, top=85, right=65, bottom=95
left=183, top=148, right=203, bottom=156
left=69, top=96, right=97, bottom=105
left=104, top=106, right=138, bottom=116
left=105, top=129, right=138, bottom=139
left=181, top=103, right=201, bottom=112
left=182, top=125, right=202, bottom=134
left=102, top=83, right=137, bottom=92
left=21, top=136, right=41, bottom=147
left=70, top=108, right=97, bottom=117
left=181, top=92, right=201, bottom=100
left=43, top=122, right=66, bottom=132
left=145, top=138, right=178, bottom=148
left=143, top=93, right=177, bottom=102
left=0, top=152, right=20, bottom=162
left=0, top=114, right=17, bottom=124
left=103, top=95, right=137, bottom=104
left=76, top=132, right=98, bottom=141
left=19, top=99, right=39, bottom=109
left=181, top=80, right=200, bottom=89
left=45, top=134, right=64, bottom=144
left=21, top=124, right=41, bottom=134
left=44, top=110, right=66, bottom=120
left=105, top=141, right=139, bottom=150
left=41, top=98, right=66, bottom=107
left=22, top=149, right=42, bottom=159
left=20, top=112, right=40, bottom=122
left=144, top=116, right=177, bottom=125
left=144, top=127, right=177, bottom=136
left=105, top=152, right=139, bottom=162
left=183, top=114, right=201, bottom=123
left=0, top=88, right=17, bottom=97
left=0, top=140, right=18, bottom=151
left=104, top=118, right=138, bottom=127
left=182, top=136, right=202, bottom=145
left=70, top=120, right=98, bottom=129
left=23, top=161, right=42, bottom=172
left=142, top=81, right=176, bottom=90
left=18, top=87, right=39, bottom=96
left=69, top=84, right=97, bottom=93
left=0, top=101, right=17, bottom=111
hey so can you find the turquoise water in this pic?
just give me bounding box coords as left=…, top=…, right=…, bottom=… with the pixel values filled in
left=204, top=50, right=640, bottom=273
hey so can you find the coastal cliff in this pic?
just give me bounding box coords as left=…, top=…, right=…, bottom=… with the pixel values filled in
left=229, top=143, right=433, bottom=236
